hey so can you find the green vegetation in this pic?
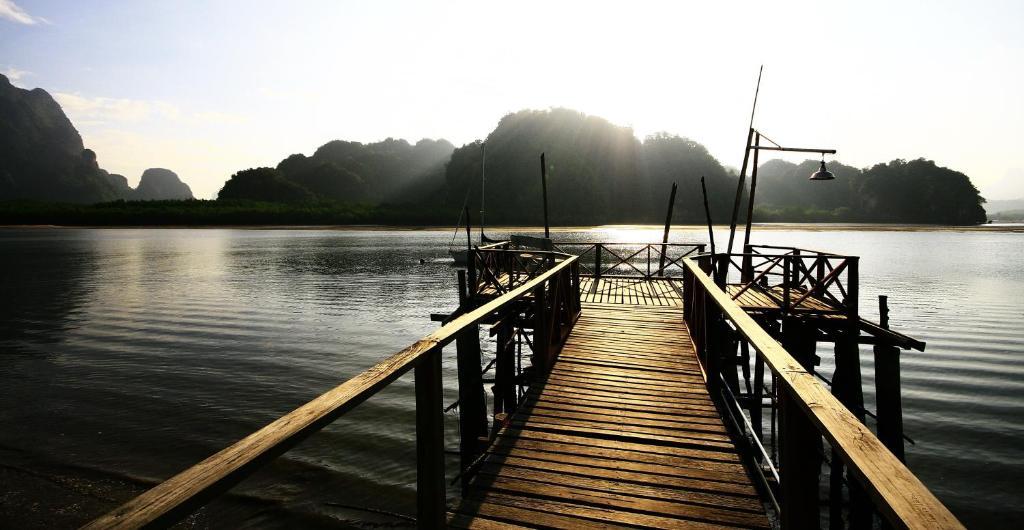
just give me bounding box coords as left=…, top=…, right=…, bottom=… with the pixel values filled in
left=443, top=110, right=739, bottom=225
left=0, top=199, right=457, bottom=226
left=755, top=158, right=987, bottom=225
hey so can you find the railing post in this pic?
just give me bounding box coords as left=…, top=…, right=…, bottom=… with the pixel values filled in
left=782, top=257, right=791, bottom=316
left=571, top=259, right=581, bottom=314
left=415, top=347, right=445, bottom=529
left=705, top=292, right=722, bottom=395
left=594, top=244, right=602, bottom=282
left=533, top=281, right=549, bottom=371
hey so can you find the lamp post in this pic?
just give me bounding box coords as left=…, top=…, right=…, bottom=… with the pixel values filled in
left=726, top=129, right=838, bottom=253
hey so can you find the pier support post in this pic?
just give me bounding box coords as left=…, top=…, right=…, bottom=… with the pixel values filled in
left=495, top=317, right=517, bottom=416
left=779, top=386, right=819, bottom=530
left=874, top=296, right=905, bottom=461
left=415, top=347, right=445, bottom=529
left=455, top=277, right=488, bottom=490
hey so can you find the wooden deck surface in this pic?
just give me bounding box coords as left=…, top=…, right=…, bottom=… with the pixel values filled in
left=448, top=300, right=768, bottom=529
left=726, top=284, right=838, bottom=314
left=579, top=276, right=683, bottom=306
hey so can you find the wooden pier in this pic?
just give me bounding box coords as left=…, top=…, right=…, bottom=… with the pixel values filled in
left=448, top=302, right=769, bottom=528
left=84, top=243, right=963, bottom=530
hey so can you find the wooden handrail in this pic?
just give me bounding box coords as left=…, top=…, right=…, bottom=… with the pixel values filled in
left=683, top=258, right=963, bottom=530
left=731, top=254, right=785, bottom=300
left=85, top=256, right=579, bottom=530
left=746, top=243, right=844, bottom=257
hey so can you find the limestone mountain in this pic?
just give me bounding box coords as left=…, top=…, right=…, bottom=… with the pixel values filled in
left=0, top=74, right=194, bottom=203
left=0, top=73, right=125, bottom=203
left=133, top=168, right=194, bottom=200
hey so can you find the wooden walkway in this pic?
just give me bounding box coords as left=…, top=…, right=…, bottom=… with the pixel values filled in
left=448, top=301, right=768, bottom=529
left=579, top=276, right=683, bottom=306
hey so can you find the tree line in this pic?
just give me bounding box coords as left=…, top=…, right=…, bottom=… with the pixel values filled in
left=214, top=107, right=987, bottom=226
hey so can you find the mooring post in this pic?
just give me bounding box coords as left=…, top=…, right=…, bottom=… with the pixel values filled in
left=700, top=176, right=716, bottom=256
left=540, top=152, right=550, bottom=239
left=415, top=347, right=445, bottom=529
left=658, top=182, right=678, bottom=276
left=874, top=295, right=905, bottom=461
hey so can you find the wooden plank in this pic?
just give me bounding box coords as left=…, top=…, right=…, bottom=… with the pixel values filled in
left=495, top=429, right=747, bottom=469
left=451, top=497, right=628, bottom=530
left=478, top=464, right=763, bottom=513
left=488, top=453, right=757, bottom=496
left=462, top=492, right=730, bottom=530
left=522, top=404, right=728, bottom=435
left=447, top=511, right=533, bottom=529
left=478, top=476, right=769, bottom=528
left=453, top=300, right=770, bottom=530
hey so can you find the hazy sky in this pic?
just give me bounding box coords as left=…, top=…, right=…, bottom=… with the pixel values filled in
left=2, top=0, right=1022, bottom=200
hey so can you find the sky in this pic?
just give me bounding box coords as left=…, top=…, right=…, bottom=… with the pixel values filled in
left=2, top=0, right=1022, bottom=200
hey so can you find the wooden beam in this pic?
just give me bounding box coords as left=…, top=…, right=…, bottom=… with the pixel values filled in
left=750, top=146, right=837, bottom=154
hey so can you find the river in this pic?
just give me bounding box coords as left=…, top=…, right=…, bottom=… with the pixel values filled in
left=0, top=226, right=1020, bottom=528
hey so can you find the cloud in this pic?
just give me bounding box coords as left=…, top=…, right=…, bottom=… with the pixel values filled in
left=0, top=0, right=47, bottom=24
left=53, top=92, right=181, bottom=124
left=1, top=66, right=29, bottom=85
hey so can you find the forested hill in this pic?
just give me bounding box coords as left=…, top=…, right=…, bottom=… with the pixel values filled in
left=754, top=158, right=987, bottom=224
left=218, top=107, right=987, bottom=226
left=220, top=138, right=454, bottom=204
left=443, top=109, right=738, bottom=225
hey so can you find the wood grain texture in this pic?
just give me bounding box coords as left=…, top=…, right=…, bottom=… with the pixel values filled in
left=450, top=302, right=769, bottom=529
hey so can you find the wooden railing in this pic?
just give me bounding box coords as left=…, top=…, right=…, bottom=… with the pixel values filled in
left=713, top=244, right=858, bottom=318
left=471, top=246, right=558, bottom=297
left=682, top=256, right=963, bottom=530
left=84, top=254, right=581, bottom=530
left=551, top=241, right=705, bottom=279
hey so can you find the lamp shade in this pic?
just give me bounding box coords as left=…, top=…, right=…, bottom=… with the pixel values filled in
left=809, top=159, right=835, bottom=181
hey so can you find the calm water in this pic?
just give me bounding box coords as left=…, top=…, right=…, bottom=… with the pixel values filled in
left=0, top=227, right=1021, bottom=528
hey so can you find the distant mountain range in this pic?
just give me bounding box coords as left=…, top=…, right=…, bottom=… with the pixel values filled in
left=0, top=73, right=192, bottom=203
left=0, top=73, right=991, bottom=225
